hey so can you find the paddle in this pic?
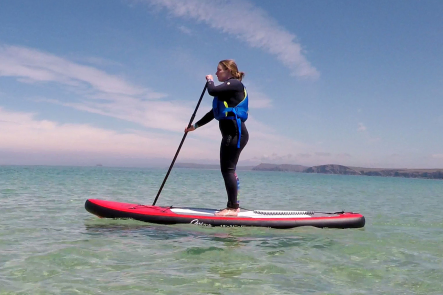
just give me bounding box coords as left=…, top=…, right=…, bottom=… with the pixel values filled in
left=152, top=83, right=208, bottom=206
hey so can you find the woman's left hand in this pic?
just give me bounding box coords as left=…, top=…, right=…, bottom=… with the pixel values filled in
left=206, top=75, right=213, bottom=81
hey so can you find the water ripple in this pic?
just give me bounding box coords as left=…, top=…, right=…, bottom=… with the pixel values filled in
left=1, top=166, right=443, bottom=294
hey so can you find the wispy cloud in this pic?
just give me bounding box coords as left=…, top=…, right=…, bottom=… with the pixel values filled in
left=41, top=95, right=198, bottom=133
left=145, top=0, right=319, bottom=78
left=240, top=116, right=315, bottom=163
left=0, top=45, right=165, bottom=98
left=247, top=87, right=273, bottom=109
left=0, top=107, right=319, bottom=165
left=315, top=152, right=331, bottom=157
left=0, top=107, right=395, bottom=167
left=0, top=45, right=318, bottom=164
left=0, top=45, right=201, bottom=132
left=358, top=122, right=367, bottom=132
left=356, top=122, right=382, bottom=143
left=0, top=107, right=214, bottom=159
left=178, top=25, right=192, bottom=35
left=0, top=44, right=273, bottom=138
left=154, top=47, right=274, bottom=109
left=72, top=56, right=124, bottom=68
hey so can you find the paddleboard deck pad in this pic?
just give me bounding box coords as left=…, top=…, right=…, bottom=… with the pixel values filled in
left=85, top=199, right=365, bottom=229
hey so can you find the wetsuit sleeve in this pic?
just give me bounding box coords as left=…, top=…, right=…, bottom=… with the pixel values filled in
left=194, top=109, right=214, bottom=128
left=207, top=80, right=243, bottom=100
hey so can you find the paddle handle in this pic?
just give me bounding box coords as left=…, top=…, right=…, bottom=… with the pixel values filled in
left=152, top=83, right=208, bottom=206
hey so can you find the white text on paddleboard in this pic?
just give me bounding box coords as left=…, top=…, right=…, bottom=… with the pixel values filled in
left=190, top=219, right=244, bottom=227
left=190, top=219, right=211, bottom=226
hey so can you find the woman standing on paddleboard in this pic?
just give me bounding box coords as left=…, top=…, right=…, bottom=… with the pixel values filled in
left=185, top=60, right=249, bottom=216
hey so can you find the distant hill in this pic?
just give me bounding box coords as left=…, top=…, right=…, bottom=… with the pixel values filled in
left=351, top=166, right=443, bottom=179
left=305, top=164, right=443, bottom=179
left=175, top=162, right=443, bottom=180
left=304, top=164, right=360, bottom=175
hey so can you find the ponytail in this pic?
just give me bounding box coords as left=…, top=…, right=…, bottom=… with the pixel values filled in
left=234, top=71, right=245, bottom=81
left=219, top=60, right=245, bottom=82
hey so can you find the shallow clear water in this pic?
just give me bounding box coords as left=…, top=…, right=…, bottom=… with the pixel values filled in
left=1, top=166, right=442, bottom=294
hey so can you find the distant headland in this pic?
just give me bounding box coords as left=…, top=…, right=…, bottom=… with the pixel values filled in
left=175, top=163, right=443, bottom=180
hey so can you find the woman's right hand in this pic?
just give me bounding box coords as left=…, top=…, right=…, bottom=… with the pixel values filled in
left=184, top=125, right=195, bottom=133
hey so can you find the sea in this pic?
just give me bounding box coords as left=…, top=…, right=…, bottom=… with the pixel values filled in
left=1, top=165, right=442, bottom=295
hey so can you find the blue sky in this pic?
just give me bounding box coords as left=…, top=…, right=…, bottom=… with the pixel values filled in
left=0, top=0, right=442, bottom=168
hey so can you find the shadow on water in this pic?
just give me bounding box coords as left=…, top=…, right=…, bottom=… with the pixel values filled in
left=83, top=220, right=195, bottom=240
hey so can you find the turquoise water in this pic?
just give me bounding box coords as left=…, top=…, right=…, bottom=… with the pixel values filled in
left=1, top=166, right=442, bottom=294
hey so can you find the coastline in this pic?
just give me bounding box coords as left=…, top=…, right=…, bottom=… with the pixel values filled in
left=176, top=162, right=443, bottom=180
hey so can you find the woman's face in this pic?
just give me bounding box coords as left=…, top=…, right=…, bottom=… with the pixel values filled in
left=216, top=64, right=231, bottom=82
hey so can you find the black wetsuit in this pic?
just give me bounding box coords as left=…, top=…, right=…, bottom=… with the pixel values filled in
left=195, top=78, right=249, bottom=209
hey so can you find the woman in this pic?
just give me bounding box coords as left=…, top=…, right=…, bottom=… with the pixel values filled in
left=185, top=60, right=249, bottom=216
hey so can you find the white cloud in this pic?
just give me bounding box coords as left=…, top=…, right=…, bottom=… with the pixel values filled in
left=0, top=108, right=159, bottom=153
left=247, top=88, right=273, bottom=109
left=0, top=45, right=200, bottom=132
left=0, top=44, right=274, bottom=141
left=239, top=116, right=314, bottom=163
left=178, top=25, right=192, bottom=35
left=145, top=0, right=319, bottom=78
left=432, top=154, right=443, bottom=159
left=0, top=45, right=318, bottom=165
left=0, top=107, right=216, bottom=159
left=42, top=96, right=197, bottom=133
left=358, top=122, right=366, bottom=132
left=356, top=122, right=381, bottom=143
left=163, top=49, right=274, bottom=109
left=0, top=107, right=318, bottom=165
left=0, top=45, right=165, bottom=98
left=71, top=55, right=124, bottom=68
left=0, top=107, right=422, bottom=168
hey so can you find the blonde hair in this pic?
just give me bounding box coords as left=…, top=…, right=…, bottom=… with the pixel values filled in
left=219, top=59, right=245, bottom=81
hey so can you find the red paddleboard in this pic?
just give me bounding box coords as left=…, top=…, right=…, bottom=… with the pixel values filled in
left=85, top=199, right=365, bottom=229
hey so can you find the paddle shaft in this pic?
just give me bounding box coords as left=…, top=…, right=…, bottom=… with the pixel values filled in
left=152, top=83, right=208, bottom=205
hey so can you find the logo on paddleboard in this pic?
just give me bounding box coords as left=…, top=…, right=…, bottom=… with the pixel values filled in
left=190, top=219, right=211, bottom=226
left=190, top=219, right=244, bottom=227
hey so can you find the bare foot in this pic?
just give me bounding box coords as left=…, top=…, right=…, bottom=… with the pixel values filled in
left=215, top=208, right=240, bottom=217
